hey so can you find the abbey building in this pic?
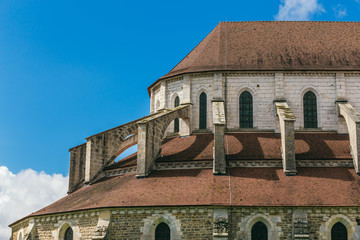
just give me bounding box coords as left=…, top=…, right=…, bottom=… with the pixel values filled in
left=10, top=21, right=360, bottom=240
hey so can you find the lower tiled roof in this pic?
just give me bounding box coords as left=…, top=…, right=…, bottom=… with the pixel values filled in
left=31, top=167, right=360, bottom=217
left=107, top=132, right=351, bottom=170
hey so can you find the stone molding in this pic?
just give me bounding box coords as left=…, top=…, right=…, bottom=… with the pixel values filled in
left=141, top=213, right=182, bottom=240
left=54, top=221, right=81, bottom=240
left=237, top=213, right=282, bottom=240
left=319, top=214, right=357, bottom=240
left=103, top=159, right=354, bottom=177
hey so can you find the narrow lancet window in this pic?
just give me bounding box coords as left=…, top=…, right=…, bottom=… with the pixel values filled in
left=199, top=92, right=207, bottom=129
left=65, top=227, right=73, bottom=240
left=155, top=222, right=170, bottom=240
left=331, top=222, right=347, bottom=240
left=239, top=91, right=253, bottom=128
left=251, top=222, right=268, bottom=240
left=174, top=96, right=180, bottom=132
left=303, top=91, right=317, bottom=128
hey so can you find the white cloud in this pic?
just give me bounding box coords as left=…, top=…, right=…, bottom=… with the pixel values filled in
left=0, top=166, right=68, bottom=240
left=333, top=4, right=347, bottom=18
left=275, top=0, right=325, bottom=21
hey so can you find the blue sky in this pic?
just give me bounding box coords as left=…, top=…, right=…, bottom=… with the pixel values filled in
left=1, top=0, right=360, bottom=238
left=2, top=0, right=360, bottom=176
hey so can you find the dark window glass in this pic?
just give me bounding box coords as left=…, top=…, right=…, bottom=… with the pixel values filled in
left=155, top=222, right=170, bottom=240
left=331, top=222, right=347, bottom=240
left=251, top=222, right=268, bottom=240
left=199, top=92, right=207, bottom=129
left=174, top=96, right=180, bottom=132
left=65, top=227, right=73, bottom=240
left=303, top=91, right=317, bottom=128
left=239, top=91, right=253, bottom=128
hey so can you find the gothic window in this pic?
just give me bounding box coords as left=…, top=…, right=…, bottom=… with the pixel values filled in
left=303, top=91, right=317, bottom=128
left=174, top=96, right=180, bottom=132
left=65, top=227, right=73, bottom=240
left=331, top=222, right=347, bottom=240
left=199, top=92, right=207, bottom=129
left=251, top=222, right=268, bottom=240
left=239, top=91, right=253, bottom=128
left=155, top=222, right=170, bottom=240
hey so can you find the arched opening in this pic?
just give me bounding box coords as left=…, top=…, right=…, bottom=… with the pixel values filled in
left=199, top=92, right=207, bottom=129
left=155, top=222, right=170, bottom=240
left=303, top=91, right=317, bottom=128
left=174, top=96, right=180, bottom=132
left=251, top=221, right=268, bottom=240
left=239, top=91, right=253, bottom=128
left=115, top=144, right=137, bottom=162
left=331, top=222, right=348, bottom=240
left=64, top=227, right=73, bottom=240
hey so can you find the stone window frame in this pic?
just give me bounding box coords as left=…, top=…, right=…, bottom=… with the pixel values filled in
left=55, top=221, right=80, bottom=240
left=235, top=86, right=258, bottom=130
left=141, top=213, right=182, bottom=240
left=194, top=88, right=210, bottom=130
left=299, top=87, right=321, bottom=130
left=319, top=214, right=356, bottom=240
left=237, top=213, right=282, bottom=240
left=192, top=87, right=213, bottom=130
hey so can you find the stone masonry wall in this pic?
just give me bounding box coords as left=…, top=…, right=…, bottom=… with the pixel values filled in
left=151, top=72, right=360, bottom=133
left=226, top=73, right=276, bottom=130
left=11, top=206, right=360, bottom=240
left=109, top=207, right=212, bottom=240
left=283, top=73, right=337, bottom=131
left=191, top=74, right=214, bottom=131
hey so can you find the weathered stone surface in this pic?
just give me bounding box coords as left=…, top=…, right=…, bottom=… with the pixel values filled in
left=275, top=101, right=296, bottom=176
left=137, top=104, right=191, bottom=177
left=11, top=207, right=360, bottom=240
left=68, top=143, right=86, bottom=193
left=212, top=99, right=226, bottom=175
left=337, top=101, right=360, bottom=174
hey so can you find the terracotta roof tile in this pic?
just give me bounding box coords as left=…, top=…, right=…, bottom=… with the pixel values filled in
left=149, top=21, right=360, bottom=91
left=111, top=133, right=350, bottom=168
left=30, top=167, right=360, bottom=217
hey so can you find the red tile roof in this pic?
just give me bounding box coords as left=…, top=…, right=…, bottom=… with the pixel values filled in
left=30, top=167, right=360, bottom=217
left=109, top=133, right=351, bottom=170
left=149, top=21, right=360, bottom=92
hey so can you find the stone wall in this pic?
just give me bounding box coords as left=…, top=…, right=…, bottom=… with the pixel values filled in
left=10, top=206, right=360, bottom=240
left=150, top=72, right=360, bottom=133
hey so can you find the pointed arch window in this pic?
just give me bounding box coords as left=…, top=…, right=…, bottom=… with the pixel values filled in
left=239, top=91, right=253, bottom=128
left=155, top=222, right=170, bottom=240
left=199, top=92, right=207, bottom=129
left=65, top=227, right=73, bottom=240
left=331, top=222, right=347, bottom=240
left=174, top=96, right=180, bottom=132
left=251, top=222, right=268, bottom=240
left=303, top=91, right=317, bottom=128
